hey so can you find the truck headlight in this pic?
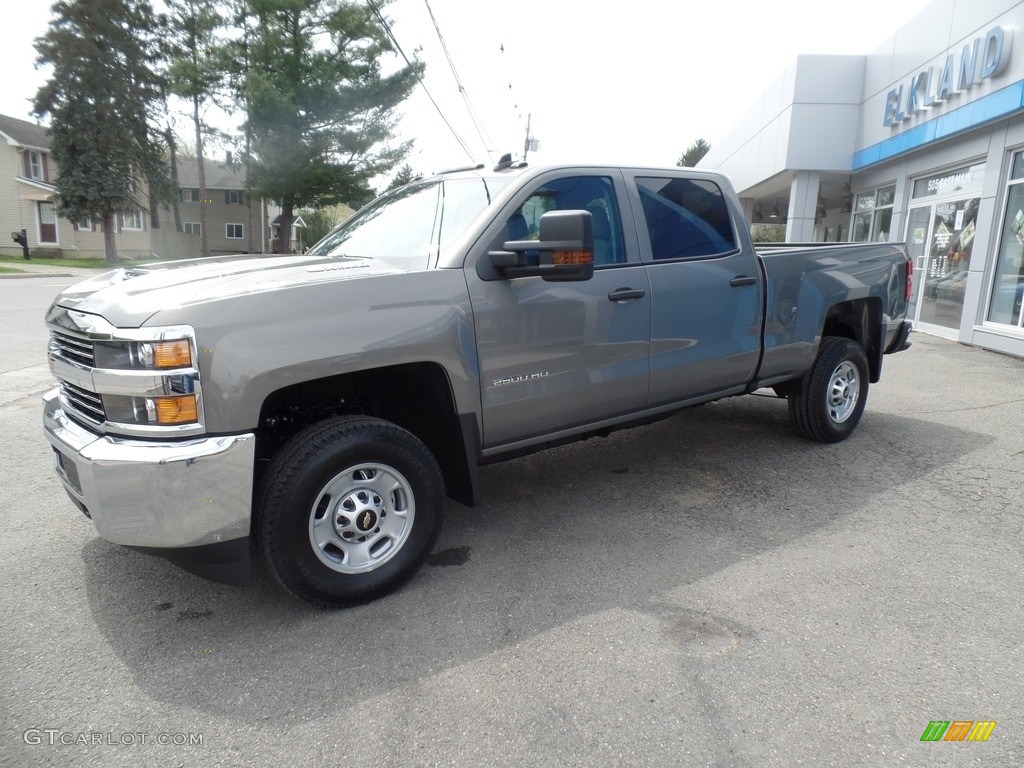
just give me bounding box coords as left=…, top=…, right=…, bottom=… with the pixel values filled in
left=95, top=339, right=193, bottom=370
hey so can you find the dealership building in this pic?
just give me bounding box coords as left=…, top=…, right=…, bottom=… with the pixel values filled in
left=700, top=0, right=1024, bottom=358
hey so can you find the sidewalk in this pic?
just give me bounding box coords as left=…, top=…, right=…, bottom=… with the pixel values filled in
left=0, top=261, right=103, bottom=279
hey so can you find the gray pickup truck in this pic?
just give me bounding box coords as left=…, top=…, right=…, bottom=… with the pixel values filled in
left=43, top=162, right=913, bottom=606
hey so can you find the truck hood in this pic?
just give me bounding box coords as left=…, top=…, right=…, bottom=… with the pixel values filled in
left=53, top=253, right=406, bottom=327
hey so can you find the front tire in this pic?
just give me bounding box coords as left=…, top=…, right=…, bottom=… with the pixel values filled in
left=788, top=336, right=869, bottom=443
left=256, top=416, right=444, bottom=607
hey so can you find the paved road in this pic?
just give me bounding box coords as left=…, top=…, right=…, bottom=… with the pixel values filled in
left=2, top=275, right=1022, bottom=767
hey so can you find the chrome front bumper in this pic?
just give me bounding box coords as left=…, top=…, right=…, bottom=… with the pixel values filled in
left=42, top=387, right=255, bottom=553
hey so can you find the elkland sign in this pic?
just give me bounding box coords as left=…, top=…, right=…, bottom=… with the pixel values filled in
left=883, top=26, right=1012, bottom=127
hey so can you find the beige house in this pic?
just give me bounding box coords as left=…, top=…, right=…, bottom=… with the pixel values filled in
left=0, top=113, right=294, bottom=261
left=1, top=113, right=150, bottom=259
left=164, top=155, right=290, bottom=258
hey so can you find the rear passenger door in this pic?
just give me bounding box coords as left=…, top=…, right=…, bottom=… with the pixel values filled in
left=625, top=172, right=763, bottom=405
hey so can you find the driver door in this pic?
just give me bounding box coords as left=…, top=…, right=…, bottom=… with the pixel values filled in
left=465, top=170, right=651, bottom=450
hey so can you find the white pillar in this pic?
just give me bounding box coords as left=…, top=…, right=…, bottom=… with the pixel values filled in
left=785, top=171, right=820, bottom=243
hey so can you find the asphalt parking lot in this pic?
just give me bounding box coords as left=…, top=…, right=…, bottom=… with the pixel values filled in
left=2, top=273, right=1022, bottom=767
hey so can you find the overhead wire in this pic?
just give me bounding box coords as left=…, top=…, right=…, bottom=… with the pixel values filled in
left=365, top=0, right=476, bottom=164
left=422, top=0, right=497, bottom=162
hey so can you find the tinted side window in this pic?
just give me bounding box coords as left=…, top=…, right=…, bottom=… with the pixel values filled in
left=505, top=176, right=626, bottom=266
left=636, top=177, right=736, bottom=260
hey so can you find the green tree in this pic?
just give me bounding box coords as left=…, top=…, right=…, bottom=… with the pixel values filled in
left=34, top=0, right=172, bottom=263
left=750, top=223, right=787, bottom=243
left=242, top=0, right=422, bottom=253
left=298, top=204, right=353, bottom=246
left=677, top=138, right=711, bottom=168
left=386, top=162, right=418, bottom=191
left=166, top=0, right=228, bottom=258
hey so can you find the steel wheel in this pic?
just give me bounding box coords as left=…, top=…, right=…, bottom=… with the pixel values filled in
left=826, top=361, right=860, bottom=424
left=257, top=415, right=443, bottom=607
left=309, top=463, right=415, bottom=574
left=788, top=336, right=870, bottom=443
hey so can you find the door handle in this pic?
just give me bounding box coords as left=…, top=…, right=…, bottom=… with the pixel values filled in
left=729, top=275, right=758, bottom=287
left=607, top=288, right=645, bottom=302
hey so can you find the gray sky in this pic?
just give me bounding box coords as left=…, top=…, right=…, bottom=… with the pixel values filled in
left=4, top=0, right=934, bottom=180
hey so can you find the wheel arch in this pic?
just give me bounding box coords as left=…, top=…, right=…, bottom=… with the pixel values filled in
left=821, top=298, right=884, bottom=383
left=255, top=362, right=478, bottom=509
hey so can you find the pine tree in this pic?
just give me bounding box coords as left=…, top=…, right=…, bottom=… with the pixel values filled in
left=34, top=0, right=172, bottom=263
left=386, top=163, right=418, bottom=191
left=167, top=0, right=227, bottom=259
left=242, top=0, right=422, bottom=253
left=677, top=138, right=711, bottom=168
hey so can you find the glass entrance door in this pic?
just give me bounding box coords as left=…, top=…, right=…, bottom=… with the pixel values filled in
left=911, top=197, right=980, bottom=334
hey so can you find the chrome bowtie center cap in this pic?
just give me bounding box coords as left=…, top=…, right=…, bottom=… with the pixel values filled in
left=335, top=488, right=384, bottom=539
left=356, top=509, right=377, bottom=532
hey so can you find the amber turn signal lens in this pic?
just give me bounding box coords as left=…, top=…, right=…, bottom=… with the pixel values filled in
left=552, top=250, right=593, bottom=265
left=153, top=340, right=192, bottom=368
left=154, top=395, right=198, bottom=424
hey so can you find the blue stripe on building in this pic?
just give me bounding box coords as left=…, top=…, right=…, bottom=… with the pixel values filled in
left=853, top=80, right=1024, bottom=169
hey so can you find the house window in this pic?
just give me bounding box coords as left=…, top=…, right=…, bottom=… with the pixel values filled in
left=851, top=185, right=896, bottom=242
left=226, top=223, right=243, bottom=239
left=180, top=188, right=201, bottom=203
left=29, top=151, right=44, bottom=180
left=183, top=222, right=201, bottom=235
left=120, top=210, right=144, bottom=231
left=76, top=216, right=93, bottom=232
left=225, top=190, right=243, bottom=205
left=38, top=201, right=58, bottom=244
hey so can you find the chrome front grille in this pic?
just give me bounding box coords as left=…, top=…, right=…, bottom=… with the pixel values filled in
left=50, top=331, right=95, bottom=366
left=59, top=381, right=105, bottom=423
left=45, top=309, right=205, bottom=437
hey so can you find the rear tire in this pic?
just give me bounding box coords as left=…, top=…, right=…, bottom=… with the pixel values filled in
left=256, top=415, right=444, bottom=607
left=788, top=336, right=869, bottom=443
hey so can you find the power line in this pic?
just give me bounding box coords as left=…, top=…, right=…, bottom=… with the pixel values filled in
left=422, top=0, right=497, bottom=162
left=365, top=0, right=476, bottom=164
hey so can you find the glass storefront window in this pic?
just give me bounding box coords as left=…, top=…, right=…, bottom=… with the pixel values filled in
left=852, top=212, right=871, bottom=241
left=917, top=198, right=980, bottom=331
left=851, top=184, right=896, bottom=242
left=871, top=207, right=893, bottom=242
left=1012, top=152, right=1024, bottom=180
left=987, top=151, right=1024, bottom=328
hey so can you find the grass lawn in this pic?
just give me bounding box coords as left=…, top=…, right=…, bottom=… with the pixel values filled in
left=0, top=265, right=26, bottom=274
left=0, top=256, right=142, bottom=269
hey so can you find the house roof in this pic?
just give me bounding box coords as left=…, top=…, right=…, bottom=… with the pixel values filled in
left=0, top=115, right=255, bottom=194
left=0, top=113, right=52, bottom=151
left=175, top=157, right=248, bottom=190
left=271, top=215, right=306, bottom=228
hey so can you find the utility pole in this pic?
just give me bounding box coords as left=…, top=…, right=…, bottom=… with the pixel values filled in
left=523, top=113, right=532, bottom=161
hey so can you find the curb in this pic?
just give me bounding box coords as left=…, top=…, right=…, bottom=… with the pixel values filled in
left=0, top=272, right=74, bottom=279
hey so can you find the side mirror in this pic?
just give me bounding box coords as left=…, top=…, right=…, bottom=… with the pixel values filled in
left=488, top=210, right=595, bottom=282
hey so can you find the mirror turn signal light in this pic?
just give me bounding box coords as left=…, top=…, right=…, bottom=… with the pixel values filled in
left=552, top=250, right=593, bottom=265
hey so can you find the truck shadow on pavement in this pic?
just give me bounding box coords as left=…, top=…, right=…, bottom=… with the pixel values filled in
left=79, top=393, right=991, bottom=723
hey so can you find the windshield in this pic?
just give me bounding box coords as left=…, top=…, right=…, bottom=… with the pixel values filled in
left=308, top=176, right=508, bottom=270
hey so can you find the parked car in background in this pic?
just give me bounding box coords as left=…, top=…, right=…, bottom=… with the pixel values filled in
left=927, top=269, right=969, bottom=300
